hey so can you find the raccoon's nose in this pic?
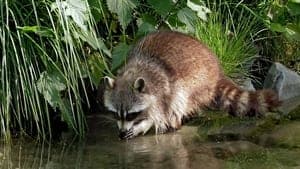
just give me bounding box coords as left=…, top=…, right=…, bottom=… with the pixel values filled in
left=119, top=130, right=127, bottom=139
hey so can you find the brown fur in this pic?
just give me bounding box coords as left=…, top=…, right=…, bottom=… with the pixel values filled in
left=214, top=78, right=280, bottom=117
left=103, top=31, right=280, bottom=138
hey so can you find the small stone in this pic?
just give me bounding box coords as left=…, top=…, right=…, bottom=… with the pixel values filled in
left=264, top=62, right=300, bottom=114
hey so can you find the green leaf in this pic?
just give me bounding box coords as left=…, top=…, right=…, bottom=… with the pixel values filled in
left=112, top=43, right=131, bottom=71
left=270, top=23, right=286, bottom=32
left=137, top=22, right=156, bottom=37
left=78, top=31, right=111, bottom=57
left=287, top=2, right=300, bottom=16
left=289, top=0, right=300, bottom=3
left=285, top=23, right=300, bottom=41
left=177, top=8, right=198, bottom=32
left=187, top=0, right=211, bottom=21
left=51, top=0, right=89, bottom=30
left=37, top=70, right=66, bottom=109
left=58, top=98, right=73, bottom=128
left=137, top=14, right=157, bottom=27
left=87, top=52, right=106, bottom=86
left=166, top=13, right=185, bottom=30
left=147, top=0, right=173, bottom=17
left=36, top=69, right=75, bottom=127
left=17, top=26, right=54, bottom=37
left=136, top=14, right=156, bottom=37
left=87, top=0, right=106, bottom=22
left=106, top=0, right=138, bottom=30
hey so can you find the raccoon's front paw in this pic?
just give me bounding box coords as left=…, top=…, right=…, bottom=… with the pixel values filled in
left=119, top=128, right=135, bottom=140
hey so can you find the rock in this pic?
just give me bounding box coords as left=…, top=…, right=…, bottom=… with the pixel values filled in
left=264, top=62, right=300, bottom=114
left=239, top=78, right=256, bottom=91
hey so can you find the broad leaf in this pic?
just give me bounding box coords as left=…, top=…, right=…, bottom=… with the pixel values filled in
left=137, top=14, right=157, bottom=27
left=87, top=52, right=106, bottom=86
left=136, top=22, right=156, bottom=37
left=177, top=8, right=198, bottom=32
left=78, top=31, right=111, bottom=57
left=37, top=69, right=75, bottom=127
left=147, top=0, right=173, bottom=17
left=136, top=14, right=156, bottom=37
left=51, top=0, right=89, bottom=31
left=137, top=22, right=156, bottom=37
left=287, top=2, right=300, bottom=16
left=289, top=0, right=300, bottom=3
left=58, top=98, right=74, bottom=128
left=166, top=13, right=185, bottom=30
left=112, top=43, right=131, bottom=71
left=106, top=0, right=138, bottom=30
left=87, top=0, right=107, bottom=22
left=187, top=0, right=211, bottom=21
left=270, top=23, right=286, bottom=32
left=37, top=70, right=66, bottom=109
left=285, top=23, right=300, bottom=41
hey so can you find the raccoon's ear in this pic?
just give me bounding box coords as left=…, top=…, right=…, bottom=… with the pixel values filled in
left=134, top=77, right=145, bottom=92
left=104, top=76, right=115, bottom=89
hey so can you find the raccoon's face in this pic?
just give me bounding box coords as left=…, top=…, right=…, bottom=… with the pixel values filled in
left=103, top=76, right=154, bottom=138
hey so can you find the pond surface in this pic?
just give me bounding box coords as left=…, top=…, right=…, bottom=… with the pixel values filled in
left=1, top=115, right=300, bottom=169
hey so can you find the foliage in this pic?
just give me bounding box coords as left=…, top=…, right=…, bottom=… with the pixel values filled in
left=96, top=0, right=268, bottom=76
left=0, top=0, right=109, bottom=140
left=256, top=0, right=300, bottom=41
left=243, top=0, right=300, bottom=73
left=1, top=0, right=299, bottom=141
left=226, top=148, right=300, bottom=169
left=195, top=2, right=258, bottom=76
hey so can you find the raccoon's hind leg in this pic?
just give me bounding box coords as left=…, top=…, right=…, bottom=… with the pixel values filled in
left=122, top=119, right=154, bottom=139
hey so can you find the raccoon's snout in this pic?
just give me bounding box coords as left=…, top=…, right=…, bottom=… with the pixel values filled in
left=119, top=128, right=133, bottom=139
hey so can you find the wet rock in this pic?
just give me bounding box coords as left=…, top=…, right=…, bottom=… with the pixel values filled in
left=259, top=121, right=300, bottom=148
left=264, top=62, right=300, bottom=114
left=199, top=112, right=280, bottom=142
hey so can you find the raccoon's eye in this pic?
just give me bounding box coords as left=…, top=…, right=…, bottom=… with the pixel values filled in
left=125, top=111, right=142, bottom=121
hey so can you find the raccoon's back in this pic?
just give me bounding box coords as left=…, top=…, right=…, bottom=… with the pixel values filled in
left=128, top=31, right=221, bottom=81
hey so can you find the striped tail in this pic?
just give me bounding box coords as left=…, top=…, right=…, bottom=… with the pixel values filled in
left=214, top=78, right=281, bottom=117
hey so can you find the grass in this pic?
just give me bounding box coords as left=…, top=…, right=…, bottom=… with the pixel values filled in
left=0, top=0, right=108, bottom=140
left=225, top=148, right=300, bottom=169
left=195, top=1, right=259, bottom=77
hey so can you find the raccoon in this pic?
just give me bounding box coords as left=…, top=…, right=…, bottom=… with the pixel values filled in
left=103, top=31, right=280, bottom=139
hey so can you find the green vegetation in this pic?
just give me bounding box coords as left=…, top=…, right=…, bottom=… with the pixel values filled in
left=0, top=0, right=108, bottom=140
left=1, top=0, right=300, bottom=141
left=225, top=148, right=300, bottom=169
left=195, top=2, right=258, bottom=76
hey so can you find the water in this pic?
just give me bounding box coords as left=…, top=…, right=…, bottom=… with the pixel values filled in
left=1, top=116, right=300, bottom=169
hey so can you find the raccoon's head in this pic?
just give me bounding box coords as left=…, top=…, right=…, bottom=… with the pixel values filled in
left=103, top=76, right=155, bottom=138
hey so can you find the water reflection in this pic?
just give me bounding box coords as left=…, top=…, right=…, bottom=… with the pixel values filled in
left=0, top=118, right=224, bottom=169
